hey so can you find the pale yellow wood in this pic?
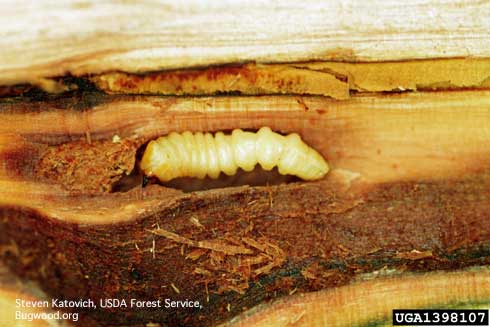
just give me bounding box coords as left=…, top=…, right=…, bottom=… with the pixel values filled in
left=1, top=0, right=490, bottom=85
left=0, top=265, right=70, bottom=327
left=223, top=269, right=490, bottom=327
left=295, top=58, right=490, bottom=92
left=0, top=288, right=70, bottom=327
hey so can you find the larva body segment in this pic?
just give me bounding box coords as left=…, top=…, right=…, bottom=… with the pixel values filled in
left=140, top=127, right=329, bottom=182
left=232, top=129, right=257, bottom=172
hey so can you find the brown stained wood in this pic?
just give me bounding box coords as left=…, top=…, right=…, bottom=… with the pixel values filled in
left=1, top=1, right=490, bottom=85
left=35, top=138, right=138, bottom=193
left=2, top=3, right=490, bottom=326
left=0, top=92, right=489, bottom=325
left=223, top=269, right=490, bottom=327
left=89, top=59, right=490, bottom=99
left=1, top=176, right=490, bottom=326
left=91, top=64, right=349, bottom=99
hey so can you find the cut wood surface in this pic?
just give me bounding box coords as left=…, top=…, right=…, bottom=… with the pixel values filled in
left=0, top=264, right=72, bottom=327
left=1, top=1, right=490, bottom=85
left=0, top=92, right=489, bottom=222
left=0, top=92, right=489, bottom=326
left=0, top=288, right=67, bottom=327
left=2, top=2, right=490, bottom=326
left=1, top=92, right=490, bottom=210
left=1, top=176, right=489, bottom=326
left=223, top=268, right=490, bottom=327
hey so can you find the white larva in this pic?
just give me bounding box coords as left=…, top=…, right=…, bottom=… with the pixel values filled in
left=140, top=127, right=329, bottom=182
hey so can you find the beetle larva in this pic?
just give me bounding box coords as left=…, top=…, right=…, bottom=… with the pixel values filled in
left=140, top=127, right=329, bottom=182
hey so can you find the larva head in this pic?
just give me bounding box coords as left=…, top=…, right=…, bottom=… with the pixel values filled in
left=278, top=133, right=329, bottom=180
left=303, top=149, right=329, bottom=180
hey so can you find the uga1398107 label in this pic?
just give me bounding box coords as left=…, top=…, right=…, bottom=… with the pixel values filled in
left=393, top=309, right=489, bottom=326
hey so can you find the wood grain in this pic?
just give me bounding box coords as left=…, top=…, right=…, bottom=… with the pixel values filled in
left=0, top=91, right=489, bottom=325
left=1, top=1, right=490, bottom=85
left=2, top=2, right=490, bottom=326
left=223, top=268, right=490, bottom=327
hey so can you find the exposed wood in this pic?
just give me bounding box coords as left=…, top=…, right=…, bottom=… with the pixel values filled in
left=223, top=268, right=490, bottom=327
left=1, top=175, right=490, bottom=326
left=89, top=59, right=490, bottom=99
left=0, top=264, right=72, bottom=327
left=1, top=1, right=490, bottom=85
left=0, top=289, right=62, bottom=327
left=2, top=2, right=490, bottom=326
left=297, top=58, right=490, bottom=93
left=1, top=92, right=489, bottom=202
left=91, top=63, right=349, bottom=99
left=0, top=92, right=489, bottom=326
